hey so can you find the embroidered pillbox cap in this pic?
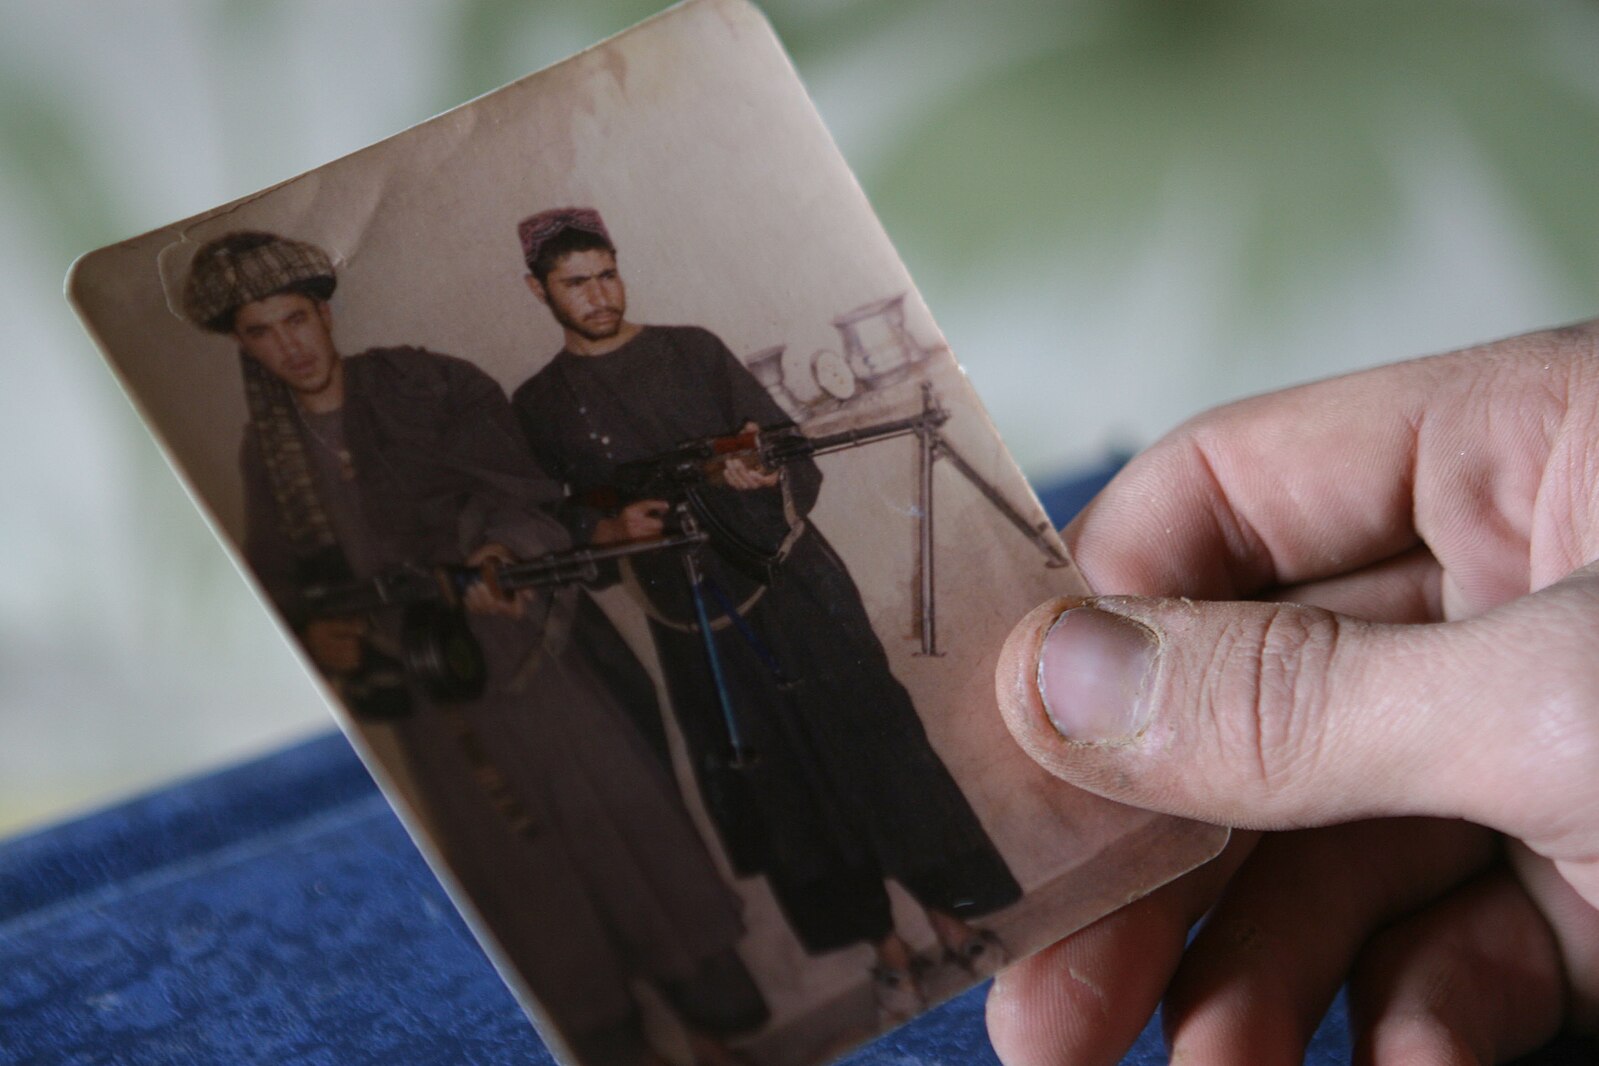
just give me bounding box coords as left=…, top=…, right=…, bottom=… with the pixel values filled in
left=517, top=207, right=611, bottom=270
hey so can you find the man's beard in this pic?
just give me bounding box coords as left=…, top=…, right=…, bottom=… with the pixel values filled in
left=560, top=306, right=623, bottom=341
left=289, top=368, right=337, bottom=400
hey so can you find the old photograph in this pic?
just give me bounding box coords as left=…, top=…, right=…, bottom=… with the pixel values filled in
left=68, top=2, right=1227, bottom=1063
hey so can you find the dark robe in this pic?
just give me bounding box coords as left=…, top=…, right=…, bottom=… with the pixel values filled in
left=514, top=325, right=1021, bottom=953
left=242, top=347, right=765, bottom=1062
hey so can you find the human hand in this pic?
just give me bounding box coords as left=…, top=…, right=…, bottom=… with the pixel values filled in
left=990, top=323, right=1599, bottom=1064
left=592, top=499, right=669, bottom=544
left=303, top=616, right=367, bottom=674
left=463, top=542, right=531, bottom=618
left=722, top=422, right=780, bottom=490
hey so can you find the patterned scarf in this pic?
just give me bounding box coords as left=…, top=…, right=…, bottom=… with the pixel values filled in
left=242, top=353, right=342, bottom=562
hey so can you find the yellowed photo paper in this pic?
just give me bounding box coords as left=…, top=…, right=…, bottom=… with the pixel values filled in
left=68, top=2, right=1226, bottom=1062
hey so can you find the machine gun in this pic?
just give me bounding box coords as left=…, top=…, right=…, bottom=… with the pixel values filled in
left=597, top=403, right=953, bottom=504
left=300, top=531, right=708, bottom=619
left=300, top=531, right=707, bottom=709
left=581, top=386, right=1069, bottom=655
left=577, top=393, right=960, bottom=584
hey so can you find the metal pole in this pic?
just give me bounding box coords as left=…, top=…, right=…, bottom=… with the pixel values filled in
left=916, top=383, right=942, bottom=657
left=934, top=435, right=1070, bottom=568
left=679, top=511, right=755, bottom=769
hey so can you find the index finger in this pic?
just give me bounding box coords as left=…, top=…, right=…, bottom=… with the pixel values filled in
left=1067, top=325, right=1589, bottom=606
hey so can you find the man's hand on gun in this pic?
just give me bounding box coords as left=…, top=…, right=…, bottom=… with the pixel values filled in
left=463, top=542, right=534, bottom=619
left=721, top=421, right=780, bottom=491
left=593, top=500, right=670, bottom=545
left=303, top=617, right=367, bottom=673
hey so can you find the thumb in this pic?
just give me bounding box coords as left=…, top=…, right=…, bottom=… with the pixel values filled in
left=996, top=574, right=1599, bottom=838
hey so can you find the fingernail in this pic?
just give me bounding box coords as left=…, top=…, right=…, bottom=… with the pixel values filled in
left=1037, top=605, right=1158, bottom=742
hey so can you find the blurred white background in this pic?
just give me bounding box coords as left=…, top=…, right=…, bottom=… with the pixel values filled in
left=3, top=0, right=1597, bottom=836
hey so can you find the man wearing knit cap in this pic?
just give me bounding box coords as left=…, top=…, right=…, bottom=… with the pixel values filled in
left=511, top=208, right=1021, bottom=1020
left=181, top=230, right=767, bottom=1066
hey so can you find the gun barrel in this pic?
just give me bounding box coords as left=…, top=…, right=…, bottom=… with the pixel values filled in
left=798, top=409, right=949, bottom=460
left=301, top=531, right=710, bottom=618
left=494, top=530, right=709, bottom=591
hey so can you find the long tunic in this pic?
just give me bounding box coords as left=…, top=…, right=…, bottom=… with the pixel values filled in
left=513, top=325, right=1021, bottom=953
left=241, top=347, right=760, bottom=1055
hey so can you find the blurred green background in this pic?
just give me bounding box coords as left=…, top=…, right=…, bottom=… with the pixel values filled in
left=2, top=0, right=1596, bottom=836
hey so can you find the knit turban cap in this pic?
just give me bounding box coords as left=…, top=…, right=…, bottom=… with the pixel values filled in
left=517, top=207, right=611, bottom=269
left=181, top=231, right=336, bottom=333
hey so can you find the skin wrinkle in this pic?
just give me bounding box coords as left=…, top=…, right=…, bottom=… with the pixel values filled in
left=1239, top=610, right=1282, bottom=803
left=1277, top=385, right=1420, bottom=585
left=1412, top=400, right=1599, bottom=834
left=1191, top=612, right=1257, bottom=806
left=1150, top=370, right=1583, bottom=823
left=1530, top=360, right=1599, bottom=583
left=1192, top=604, right=1324, bottom=814
left=1297, top=609, right=1345, bottom=812
left=1575, top=405, right=1599, bottom=570
left=1186, top=429, right=1276, bottom=596
left=1402, top=395, right=1428, bottom=586
left=1528, top=334, right=1577, bottom=422
left=1248, top=605, right=1339, bottom=813
left=1485, top=396, right=1548, bottom=580
left=1412, top=549, right=1446, bottom=619
left=1269, top=545, right=1445, bottom=624
left=1413, top=387, right=1532, bottom=616
left=1456, top=349, right=1581, bottom=599
left=1069, top=457, right=1185, bottom=596
left=1141, top=379, right=1430, bottom=600
left=1078, top=441, right=1230, bottom=598
left=1535, top=438, right=1587, bottom=578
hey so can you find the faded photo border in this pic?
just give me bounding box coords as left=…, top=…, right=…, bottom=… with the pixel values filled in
left=68, top=1, right=1226, bottom=1063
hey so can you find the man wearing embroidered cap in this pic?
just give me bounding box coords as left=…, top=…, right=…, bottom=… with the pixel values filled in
left=181, top=230, right=768, bottom=1066
left=511, top=209, right=1022, bottom=1020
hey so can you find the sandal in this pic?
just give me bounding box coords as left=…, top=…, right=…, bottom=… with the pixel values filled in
left=870, top=960, right=928, bottom=1026
left=942, top=928, right=1009, bottom=979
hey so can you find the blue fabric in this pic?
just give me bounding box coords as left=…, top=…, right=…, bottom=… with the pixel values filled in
left=2, top=461, right=1592, bottom=1064
left=0, top=735, right=545, bottom=1064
